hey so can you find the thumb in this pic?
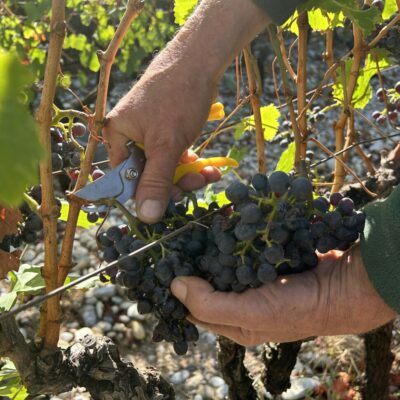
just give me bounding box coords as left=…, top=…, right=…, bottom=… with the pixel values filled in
left=135, top=146, right=181, bottom=223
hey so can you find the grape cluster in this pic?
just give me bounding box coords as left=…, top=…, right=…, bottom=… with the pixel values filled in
left=371, top=16, right=400, bottom=63
left=97, top=172, right=365, bottom=355
left=0, top=186, right=45, bottom=251
left=372, top=84, right=400, bottom=125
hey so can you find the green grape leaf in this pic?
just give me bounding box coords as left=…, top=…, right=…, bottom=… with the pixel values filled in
left=234, top=104, right=281, bottom=141
left=174, top=0, right=198, bottom=25
left=0, top=264, right=45, bottom=312
left=302, top=0, right=381, bottom=35
left=333, top=49, right=390, bottom=109
left=59, top=200, right=103, bottom=229
left=0, top=360, right=28, bottom=400
left=224, top=145, right=247, bottom=174
left=64, top=33, right=88, bottom=51
left=275, top=142, right=296, bottom=173
left=383, top=0, right=397, bottom=20
left=308, top=9, right=345, bottom=31
left=64, top=274, right=99, bottom=290
left=203, top=185, right=230, bottom=207
left=0, top=52, right=45, bottom=206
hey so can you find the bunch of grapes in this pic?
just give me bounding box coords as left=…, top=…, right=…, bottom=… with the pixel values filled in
left=97, top=171, right=365, bottom=355
left=372, top=84, right=400, bottom=125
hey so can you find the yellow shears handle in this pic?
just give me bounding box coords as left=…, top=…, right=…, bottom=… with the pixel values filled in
left=135, top=102, right=235, bottom=184
left=173, top=157, right=238, bottom=184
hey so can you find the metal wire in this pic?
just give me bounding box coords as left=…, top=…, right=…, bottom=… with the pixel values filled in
left=0, top=207, right=227, bottom=322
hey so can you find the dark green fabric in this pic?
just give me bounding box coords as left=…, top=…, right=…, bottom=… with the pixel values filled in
left=361, top=185, right=400, bottom=314
left=252, top=0, right=306, bottom=25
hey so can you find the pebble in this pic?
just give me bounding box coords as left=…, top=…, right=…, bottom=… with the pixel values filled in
left=170, top=369, right=190, bottom=385
left=113, top=323, right=127, bottom=333
left=75, top=327, right=94, bottom=342
left=193, top=395, right=203, bottom=400
left=131, top=320, right=146, bottom=340
left=73, top=246, right=89, bottom=260
left=111, top=305, right=120, bottom=314
left=96, top=301, right=104, bottom=319
left=60, top=331, right=75, bottom=343
left=119, top=314, right=130, bottom=324
left=202, top=332, right=216, bottom=345
left=112, top=296, right=124, bottom=305
left=85, top=297, right=97, bottom=305
left=75, top=258, right=91, bottom=270
left=22, top=249, right=36, bottom=262
left=216, top=383, right=229, bottom=399
left=127, top=303, right=146, bottom=320
left=281, top=377, right=320, bottom=400
left=32, top=254, right=44, bottom=265
left=80, top=305, right=97, bottom=327
left=209, top=376, right=225, bottom=388
left=93, top=285, right=117, bottom=299
left=185, top=373, right=203, bottom=389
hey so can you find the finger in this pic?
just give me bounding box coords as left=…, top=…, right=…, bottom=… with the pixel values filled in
left=102, top=119, right=131, bottom=168
left=177, top=173, right=208, bottom=192
left=200, top=166, right=221, bottom=183
left=170, top=276, right=262, bottom=328
left=180, top=150, right=198, bottom=163
left=188, top=316, right=311, bottom=346
left=135, top=144, right=182, bottom=224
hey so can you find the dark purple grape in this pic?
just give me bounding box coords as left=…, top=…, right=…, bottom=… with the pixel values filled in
left=98, top=232, right=113, bottom=248
left=225, top=181, right=249, bottom=203
left=87, top=212, right=99, bottom=223
left=329, top=192, right=343, bottom=206
left=257, top=263, right=277, bottom=283
left=103, top=246, right=119, bottom=263
left=183, top=323, right=199, bottom=342
left=216, top=233, right=236, bottom=254
left=137, top=299, right=153, bottom=314
left=252, top=173, right=270, bottom=194
left=25, top=213, right=43, bottom=232
left=173, top=341, right=188, bottom=355
left=263, top=244, right=285, bottom=264
left=290, top=177, right=313, bottom=201
left=236, top=264, right=256, bottom=285
left=312, top=197, right=330, bottom=213
left=234, top=222, right=257, bottom=241
left=72, top=122, right=87, bottom=137
left=269, top=171, right=289, bottom=195
left=323, top=211, right=342, bottom=230
left=337, top=197, right=355, bottom=215
left=50, top=127, right=64, bottom=143
left=310, top=221, right=328, bottom=239
left=316, top=236, right=338, bottom=253
left=240, top=203, right=262, bottom=224
left=270, top=223, right=290, bottom=244
left=115, top=235, right=134, bottom=254
left=106, top=226, right=123, bottom=242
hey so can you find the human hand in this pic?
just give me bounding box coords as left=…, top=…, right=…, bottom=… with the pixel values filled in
left=103, top=0, right=269, bottom=223
left=170, top=245, right=396, bottom=346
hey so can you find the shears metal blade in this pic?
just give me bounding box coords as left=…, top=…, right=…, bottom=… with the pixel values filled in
left=74, top=141, right=145, bottom=210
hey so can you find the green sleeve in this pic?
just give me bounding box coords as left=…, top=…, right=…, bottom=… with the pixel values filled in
left=251, top=0, right=306, bottom=25
left=361, top=185, right=400, bottom=314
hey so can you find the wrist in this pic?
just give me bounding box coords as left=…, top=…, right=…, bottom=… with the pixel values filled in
left=152, top=0, right=270, bottom=86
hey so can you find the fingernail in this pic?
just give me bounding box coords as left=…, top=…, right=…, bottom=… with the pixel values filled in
left=171, top=279, right=187, bottom=302
left=138, top=199, right=163, bottom=222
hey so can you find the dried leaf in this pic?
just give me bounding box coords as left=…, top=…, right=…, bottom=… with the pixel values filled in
left=0, top=206, right=22, bottom=242
left=0, top=249, right=21, bottom=279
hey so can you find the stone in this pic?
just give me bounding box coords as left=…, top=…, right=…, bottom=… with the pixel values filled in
left=111, top=296, right=124, bottom=305
left=96, top=301, right=104, bottom=319
left=170, top=369, right=190, bottom=385
left=75, top=327, right=94, bottom=342
left=281, top=377, right=320, bottom=400
left=93, top=285, right=117, bottom=299
left=131, top=320, right=146, bottom=340
left=194, top=395, right=203, bottom=400
left=113, top=323, right=126, bottom=333
left=22, top=249, right=36, bottom=262
left=118, top=315, right=130, bottom=324
left=80, top=305, right=97, bottom=327
left=185, top=373, right=204, bottom=389
left=216, top=384, right=229, bottom=399
left=97, top=321, right=112, bottom=333
left=127, top=303, right=146, bottom=320
left=60, top=331, right=74, bottom=343
left=209, top=376, right=225, bottom=388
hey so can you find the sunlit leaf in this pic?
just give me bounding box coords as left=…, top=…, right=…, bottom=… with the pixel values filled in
left=275, top=142, right=296, bottom=173
left=174, top=0, right=198, bottom=25
left=0, top=52, right=44, bottom=206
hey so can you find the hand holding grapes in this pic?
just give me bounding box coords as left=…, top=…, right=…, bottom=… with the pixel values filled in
left=171, top=245, right=396, bottom=345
